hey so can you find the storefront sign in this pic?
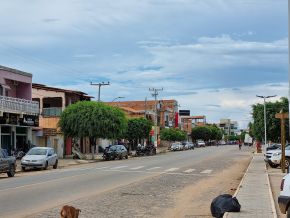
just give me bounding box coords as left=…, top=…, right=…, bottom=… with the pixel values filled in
left=19, top=115, right=39, bottom=127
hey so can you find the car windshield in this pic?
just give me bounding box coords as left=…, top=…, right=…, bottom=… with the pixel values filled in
left=27, top=148, right=47, bottom=155
left=109, top=146, right=117, bottom=151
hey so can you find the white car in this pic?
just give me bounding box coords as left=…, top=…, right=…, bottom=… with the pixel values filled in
left=197, top=140, right=205, bottom=147
left=170, top=143, right=183, bottom=151
left=279, top=173, right=290, bottom=216
left=268, top=146, right=290, bottom=168
left=21, top=147, right=58, bottom=171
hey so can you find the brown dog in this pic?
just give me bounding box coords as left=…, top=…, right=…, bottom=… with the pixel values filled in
left=60, top=205, right=81, bottom=218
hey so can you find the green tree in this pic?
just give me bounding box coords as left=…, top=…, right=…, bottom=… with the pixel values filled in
left=160, top=128, right=187, bottom=142
left=252, top=97, right=289, bottom=142
left=125, top=118, right=153, bottom=150
left=59, top=101, right=127, bottom=156
left=191, top=126, right=212, bottom=143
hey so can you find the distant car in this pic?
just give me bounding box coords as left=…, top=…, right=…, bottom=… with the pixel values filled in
left=170, top=142, right=183, bottom=151
left=103, top=145, right=128, bottom=160
left=21, top=147, right=58, bottom=171
left=182, top=142, right=194, bottom=150
left=197, top=140, right=206, bottom=147
left=279, top=173, right=290, bottom=216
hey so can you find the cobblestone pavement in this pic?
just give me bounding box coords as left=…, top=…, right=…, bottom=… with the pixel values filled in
left=28, top=149, right=251, bottom=218
left=29, top=173, right=204, bottom=218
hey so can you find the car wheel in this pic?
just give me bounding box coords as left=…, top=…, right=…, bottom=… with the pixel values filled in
left=7, top=165, right=15, bottom=177
left=21, top=166, right=26, bottom=171
left=53, top=160, right=58, bottom=169
left=269, top=162, right=279, bottom=168
left=125, top=155, right=128, bottom=159
left=44, top=161, right=48, bottom=170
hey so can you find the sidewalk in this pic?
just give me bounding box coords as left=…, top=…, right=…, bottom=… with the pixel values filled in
left=225, top=153, right=277, bottom=218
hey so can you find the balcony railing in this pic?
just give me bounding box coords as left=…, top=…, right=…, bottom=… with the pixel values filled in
left=42, top=107, right=62, bottom=117
left=0, top=96, right=39, bottom=115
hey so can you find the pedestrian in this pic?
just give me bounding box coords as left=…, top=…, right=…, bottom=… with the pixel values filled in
left=238, top=140, right=242, bottom=150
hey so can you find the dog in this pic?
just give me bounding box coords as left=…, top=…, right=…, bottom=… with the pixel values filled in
left=60, top=205, right=81, bottom=218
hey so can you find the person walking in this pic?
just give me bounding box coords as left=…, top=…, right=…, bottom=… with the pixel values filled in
left=238, top=139, right=242, bottom=150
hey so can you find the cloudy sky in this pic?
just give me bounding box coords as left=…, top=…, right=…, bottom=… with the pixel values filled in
left=0, top=0, right=288, bottom=128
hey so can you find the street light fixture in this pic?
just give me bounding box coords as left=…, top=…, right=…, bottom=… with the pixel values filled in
left=111, top=96, right=125, bottom=102
left=256, top=95, right=277, bottom=146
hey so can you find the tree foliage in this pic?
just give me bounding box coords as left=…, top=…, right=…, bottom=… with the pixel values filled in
left=191, top=125, right=223, bottom=142
left=125, top=118, right=153, bottom=142
left=251, top=97, right=289, bottom=142
left=59, top=101, right=127, bottom=141
left=160, top=128, right=187, bottom=142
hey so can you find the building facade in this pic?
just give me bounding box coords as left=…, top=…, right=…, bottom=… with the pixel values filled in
left=107, top=99, right=178, bottom=128
left=0, top=66, right=39, bottom=155
left=32, top=83, right=91, bottom=157
left=218, top=119, right=239, bottom=136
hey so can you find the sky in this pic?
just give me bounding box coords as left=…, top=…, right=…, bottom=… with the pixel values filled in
left=0, top=0, right=288, bottom=129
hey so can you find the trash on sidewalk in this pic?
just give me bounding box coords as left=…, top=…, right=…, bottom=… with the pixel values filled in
left=210, top=194, right=241, bottom=218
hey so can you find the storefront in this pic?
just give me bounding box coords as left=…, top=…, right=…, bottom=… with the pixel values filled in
left=0, top=112, right=39, bottom=155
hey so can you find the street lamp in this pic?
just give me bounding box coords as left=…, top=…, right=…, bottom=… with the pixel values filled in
left=256, top=95, right=277, bottom=146
left=111, top=96, right=125, bottom=102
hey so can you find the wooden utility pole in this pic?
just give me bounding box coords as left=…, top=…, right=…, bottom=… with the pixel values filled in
left=275, top=111, right=289, bottom=173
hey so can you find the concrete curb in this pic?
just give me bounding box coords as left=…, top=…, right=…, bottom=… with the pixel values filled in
left=265, top=165, right=278, bottom=218
left=223, top=155, right=253, bottom=218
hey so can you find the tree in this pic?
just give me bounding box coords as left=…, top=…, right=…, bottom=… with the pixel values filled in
left=191, top=126, right=211, bottom=143
left=125, top=118, right=153, bottom=150
left=160, top=128, right=187, bottom=142
left=251, top=97, right=289, bottom=142
left=59, top=101, right=127, bottom=156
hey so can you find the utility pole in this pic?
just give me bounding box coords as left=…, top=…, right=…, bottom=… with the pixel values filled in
left=256, top=95, right=277, bottom=146
left=149, top=88, right=163, bottom=148
left=90, top=81, right=110, bottom=102
left=275, top=111, right=289, bottom=173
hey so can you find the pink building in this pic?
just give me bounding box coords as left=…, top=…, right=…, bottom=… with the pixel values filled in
left=0, top=65, right=39, bottom=155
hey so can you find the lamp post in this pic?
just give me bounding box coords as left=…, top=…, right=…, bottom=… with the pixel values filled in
left=256, top=95, right=277, bottom=146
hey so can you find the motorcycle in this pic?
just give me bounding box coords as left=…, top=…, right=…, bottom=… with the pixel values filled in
left=136, top=144, right=156, bottom=156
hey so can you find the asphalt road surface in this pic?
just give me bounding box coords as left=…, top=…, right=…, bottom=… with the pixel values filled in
left=0, top=145, right=252, bottom=218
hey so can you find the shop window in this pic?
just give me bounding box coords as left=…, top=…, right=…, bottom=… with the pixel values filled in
left=16, top=127, right=27, bottom=134
left=1, top=126, right=10, bottom=134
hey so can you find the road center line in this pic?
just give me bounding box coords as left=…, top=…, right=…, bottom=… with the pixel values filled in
left=184, top=169, right=195, bottom=173
left=130, top=166, right=145, bottom=170
left=165, top=168, right=179, bottom=172
left=200, top=169, right=212, bottom=174
left=146, top=167, right=161, bottom=171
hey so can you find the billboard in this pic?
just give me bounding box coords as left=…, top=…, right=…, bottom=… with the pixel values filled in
left=179, top=110, right=190, bottom=116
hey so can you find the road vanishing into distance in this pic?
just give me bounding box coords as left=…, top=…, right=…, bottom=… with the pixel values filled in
left=0, top=145, right=252, bottom=218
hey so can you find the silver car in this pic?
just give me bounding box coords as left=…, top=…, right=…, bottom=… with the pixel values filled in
left=21, top=147, right=58, bottom=171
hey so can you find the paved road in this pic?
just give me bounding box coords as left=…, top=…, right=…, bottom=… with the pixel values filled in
left=0, top=145, right=251, bottom=218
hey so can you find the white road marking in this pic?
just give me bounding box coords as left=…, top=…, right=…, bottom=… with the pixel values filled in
left=95, top=166, right=110, bottom=170
left=184, top=169, right=195, bottom=173
left=110, top=166, right=128, bottom=170
left=130, top=166, right=145, bottom=170
left=200, top=169, right=213, bottom=174
left=165, top=168, right=179, bottom=172
left=146, top=167, right=161, bottom=171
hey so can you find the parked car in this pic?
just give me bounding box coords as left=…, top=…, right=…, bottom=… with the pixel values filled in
left=279, top=173, right=290, bottom=217
left=264, top=144, right=290, bottom=168
left=170, top=142, right=183, bottom=151
left=21, top=147, right=58, bottom=171
left=103, top=145, right=128, bottom=160
left=0, top=148, right=16, bottom=177
left=266, top=143, right=281, bottom=151
left=182, top=142, right=194, bottom=150
left=196, top=140, right=206, bottom=147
